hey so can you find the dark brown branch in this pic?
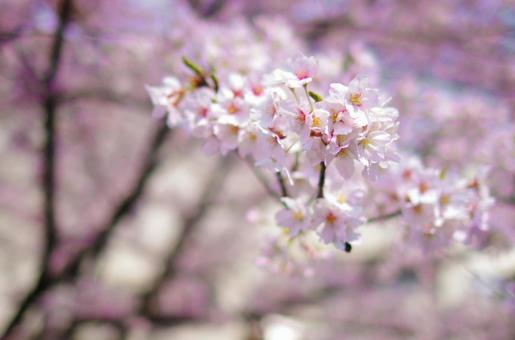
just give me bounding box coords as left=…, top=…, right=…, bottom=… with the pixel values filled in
left=1, top=121, right=171, bottom=338
left=60, top=122, right=171, bottom=280
left=59, top=158, right=233, bottom=340
left=1, top=1, right=73, bottom=338
left=367, top=210, right=401, bottom=224
left=0, top=27, right=23, bottom=46
left=32, top=122, right=172, bottom=340
left=275, top=172, right=289, bottom=198
left=316, top=162, right=326, bottom=199
left=58, top=89, right=151, bottom=111
left=140, top=157, right=234, bottom=317
left=243, top=285, right=341, bottom=322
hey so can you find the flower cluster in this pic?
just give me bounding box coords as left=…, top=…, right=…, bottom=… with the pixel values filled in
left=147, top=53, right=399, bottom=251
left=369, top=157, right=494, bottom=251
left=395, top=81, right=515, bottom=202
left=146, top=17, right=494, bottom=260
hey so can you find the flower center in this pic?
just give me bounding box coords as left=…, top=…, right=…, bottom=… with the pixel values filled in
left=248, top=132, right=257, bottom=142
left=252, top=85, right=264, bottom=96
left=439, top=194, right=450, bottom=206
left=293, top=210, right=304, bottom=222
left=312, top=115, right=321, bottom=128
left=297, top=110, right=306, bottom=124
left=295, top=70, right=309, bottom=80
left=229, top=125, right=239, bottom=135
left=166, top=89, right=183, bottom=106
left=349, top=92, right=362, bottom=106
left=337, top=148, right=348, bottom=158
left=413, top=204, right=423, bottom=215
left=227, top=103, right=239, bottom=114
left=326, top=212, right=337, bottom=225
left=198, top=107, right=208, bottom=117
left=360, top=138, right=370, bottom=149
left=418, top=181, right=429, bottom=194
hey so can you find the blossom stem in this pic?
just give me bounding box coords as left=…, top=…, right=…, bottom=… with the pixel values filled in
left=289, top=87, right=299, bottom=103
left=276, top=171, right=289, bottom=197
left=316, top=161, right=326, bottom=199
left=244, top=158, right=281, bottom=202
left=304, top=84, right=314, bottom=112
left=367, top=210, right=402, bottom=224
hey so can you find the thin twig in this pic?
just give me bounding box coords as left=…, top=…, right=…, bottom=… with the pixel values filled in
left=275, top=172, right=289, bottom=198
left=366, top=210, right=402, bottom=224
left=244, top=158, right=281, bottom=203
left=316, top=162, right=326, bottom=199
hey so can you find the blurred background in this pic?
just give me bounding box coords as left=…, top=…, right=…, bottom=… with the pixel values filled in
left=0, top=0, right=514, bottom=339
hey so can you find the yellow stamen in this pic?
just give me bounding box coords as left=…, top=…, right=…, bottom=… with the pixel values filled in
left=440, top=195, right=450, bottom=206
left=413, top=204, right=423, bottom=215
left=419, top=181, right=429, bottom=194
left=227, top=103, right=239, bottom=114
left=349, top=92, right=362, bottom=106
left=336, top=135, right=346, bottom=145
left=292, top=210, right=304, bottom=222
left=360, top=138, right=370, bottom=148
left=331, top=111, right=338, bottom=123
left=312, top=116, right=321, bottom=128
left=337, top=148, right=348, bottom=158
left=229, top=125, right=239, bottom=135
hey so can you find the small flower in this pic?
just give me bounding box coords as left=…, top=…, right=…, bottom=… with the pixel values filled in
left=328, top=77, right=378, bottom=119
left=239, top=123, right=266, bottom=159
left=313, top=196, right=364, bottom=250
left=252, top=94, right=280, bottom=128
left=145, top=77, right=184, bottom=125
left=213, top=116, right=241, bottom=155
left=275, top=198, right=313, bottom=237
left=277, top=100, right=312, bottom=148
left=355, top=128, right=396, bottom=166
left=327, top=144, right=357, bottom=179
left=182, top=88, right=217, bottom=136
left=253, top=127, right=289, bottom=173
left=267, top=55, right=318, bottom=88
left=321, top=101, right=355, bottom=135
left=216, top=90, right=250, bottom=124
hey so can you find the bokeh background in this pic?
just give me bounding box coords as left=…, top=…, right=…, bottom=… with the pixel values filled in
left=1, top=0, right=514, bottom=339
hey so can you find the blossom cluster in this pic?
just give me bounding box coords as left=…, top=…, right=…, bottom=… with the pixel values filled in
left=369, top=157, right=494, bottom=251
left=145, top=15, right=494, bottom=261
left=147, top=53, right=399, bottom=252
left=395, top=81, right=515, bottom=202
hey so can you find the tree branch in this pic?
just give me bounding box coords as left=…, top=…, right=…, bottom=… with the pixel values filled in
left=316, top=162, right=326, bottom=199
left=275, top=172, right=289, bottom=198
left=1, top=1, right=73, bottom=338
left=59, top=122, right=171, bottom=280
left=243, top=158, right=282, bottom=203
left=367, top=210, right=401, bottom=224
left=140, top=157, right=234, bottom=317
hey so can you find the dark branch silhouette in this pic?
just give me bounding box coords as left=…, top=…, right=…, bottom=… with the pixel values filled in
left=1, top=0, right=73, bottom=337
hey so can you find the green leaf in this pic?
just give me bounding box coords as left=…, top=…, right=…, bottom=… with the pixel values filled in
left=308, top=90, right=323, bottom=103
left=182, top=57, right=205, bottom=79
left=210, top=73, right=219, bottom=92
